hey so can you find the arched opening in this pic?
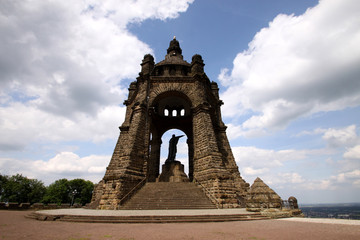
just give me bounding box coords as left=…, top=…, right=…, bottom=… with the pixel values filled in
left=159, top=129, right=189, bottom=176
left=147, top=91, right=194, bottom=182
left=151, top=91, right=191, bottom=118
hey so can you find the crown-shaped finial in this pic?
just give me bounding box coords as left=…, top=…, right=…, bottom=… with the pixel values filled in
left=167, top=37, right=182, bottom=55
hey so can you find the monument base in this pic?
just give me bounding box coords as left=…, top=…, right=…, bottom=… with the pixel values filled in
left=157, top=161, right=190, bottom=182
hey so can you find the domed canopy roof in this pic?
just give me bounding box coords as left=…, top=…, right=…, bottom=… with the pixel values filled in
left=155, top=37, right=190, bottom=67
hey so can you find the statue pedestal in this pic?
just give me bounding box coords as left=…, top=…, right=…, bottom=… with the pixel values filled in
left=157, top=161, right=190, bottom=182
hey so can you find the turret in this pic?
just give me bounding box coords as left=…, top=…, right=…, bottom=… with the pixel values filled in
left=141, top=54, right=155, bottom=75
left=191, top=54, right=204, bottom=74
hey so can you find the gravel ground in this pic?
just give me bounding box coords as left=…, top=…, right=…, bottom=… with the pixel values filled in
left=1, top=210, right=360, bottom=240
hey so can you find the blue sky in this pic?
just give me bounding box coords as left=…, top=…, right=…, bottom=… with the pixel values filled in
left=1, top=0, right=360, bottom=204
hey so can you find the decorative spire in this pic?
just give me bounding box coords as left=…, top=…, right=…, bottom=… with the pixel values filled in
left=167, top=37, right=182, bottom=55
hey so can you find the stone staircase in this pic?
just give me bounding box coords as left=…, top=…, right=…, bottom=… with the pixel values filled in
left=26, top=182, right=273, bottom=223
left=120, top=182, right=217, bottom=210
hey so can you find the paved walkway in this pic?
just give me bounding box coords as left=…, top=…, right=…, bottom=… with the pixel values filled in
left=278, top=217, right=360, bottom=225
left=2, top=210, right=360, bottom=240
left=38, top=208, right=250, bottom=216
left=38, top=208, right=360, bottom=226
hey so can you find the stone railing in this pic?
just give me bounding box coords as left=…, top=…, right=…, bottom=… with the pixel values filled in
left=193, top=177, right=222, bottom=208
left=281, top=200, right=297, bottom=209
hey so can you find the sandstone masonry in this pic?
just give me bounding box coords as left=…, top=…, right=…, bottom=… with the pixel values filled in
left=90, top=38, right=284, bottom=210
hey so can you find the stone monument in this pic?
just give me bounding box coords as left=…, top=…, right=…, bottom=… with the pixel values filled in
left=166, top=134, right=184, bottom=162
left=90, top=38, right=292, bottom=210
left=157, top=134, right=189, bottom=183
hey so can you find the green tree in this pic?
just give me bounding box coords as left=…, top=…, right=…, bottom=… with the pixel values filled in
left=42, top=178, right=70, bottom=204
left=0, top=174, right=46, bottom=203
left=68, top=179, right=94, bottom=205
left=42, top=178, right=94, bottom=205
left=28, top=178, right=47, bottom=203
left=0, top=174, right=9, bottom=202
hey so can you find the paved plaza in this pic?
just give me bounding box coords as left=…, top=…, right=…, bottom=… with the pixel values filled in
left=1, top=210, right=360, bottom=240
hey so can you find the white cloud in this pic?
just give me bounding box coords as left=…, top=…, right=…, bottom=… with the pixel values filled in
left=243, top=167, right=269, bottom=176
left=227, top=123, right=267, bottom=139
left=233, top=146, right=307, bottom=170
left=232, top=143, right=357, bottom=193
left=292, top=169, right=360, bottom=192
left=219, top=0, right=360, bottom=135
left=338, top=145, right=360, bottom=172
left=0, top=0, right=193, bottom=150
left=0, top=152, right=110, bottom=185
left=232, top=146, right=313, bottom=187
left=278, top=172, right=305, bottom=184
left=296, top=128, right=326, bottom=137
left=302, top=179, right=335, bottom=191
left=82, top=0, right=193, bottom=26
left=330, top=170, right=360, bottom=187
left=34, top=152, right=107, bottom=174
left=322, top=125, right=359, bottom=148
left=296, top=125, right=359, bottom=149
left=0, top=103, right=125, bottom=150
left=343, top=145, right=360, bottom=159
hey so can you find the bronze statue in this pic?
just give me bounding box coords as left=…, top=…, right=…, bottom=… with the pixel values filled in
left=166, top=134, right=184, bottom=162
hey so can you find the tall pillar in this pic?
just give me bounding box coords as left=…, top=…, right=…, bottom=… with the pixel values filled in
left=187, top=137, right=194, bottom=181
left=148, top=135, right=162, bottom=182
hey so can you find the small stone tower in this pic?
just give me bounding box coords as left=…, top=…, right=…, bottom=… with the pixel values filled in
left=91, top=38, right=251, bottom=209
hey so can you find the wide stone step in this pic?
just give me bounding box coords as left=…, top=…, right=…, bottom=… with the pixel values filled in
left=121, top=205, right=215, bottom=209
left=122, top=205, right=217, bottom=209
left=31, top=213, right=269, bottom=223
left=27, top=209, right=272, bottom=223
left=24, top=212, right=38, bottom=220
left=121, top=182, right=217, bottom=210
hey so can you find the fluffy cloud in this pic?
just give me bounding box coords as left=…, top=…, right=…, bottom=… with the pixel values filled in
left=232, top=142, right=359, bottom=194
left=343, top=145, right=360, bottom=159
left=338, top=144, right=360, bottom=172
left=233, top=146, right=307, bottom=169
left=243, top=167, right=269, bottom=176
left=0, top=0, right=193, bottom=150
left=0, top=102, right=125, bottom=150
left=0, top=152, right=110, bottom=185
left=303, top=169, right=360, bottom=191
left=33, top=152, right=108, bottom=174
left=322, top=125, right=359, bottom=148
left=219, top=0, right=360, bottom=135
left=331, top=170, right=360, bottom=184
left=298, top=125, right=359, bottom=148
left=301, top=179, right=335, bottom=191
left=278, top=172, right=305, bottom=184
left=232, top=145, right=314, bottom=187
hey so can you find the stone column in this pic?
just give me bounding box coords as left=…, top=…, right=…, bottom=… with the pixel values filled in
left=147, top=135, right=162, bottom=182
left=187, top=137, right=194, bottom=181
left=192, top=104, right=226, bottom=179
